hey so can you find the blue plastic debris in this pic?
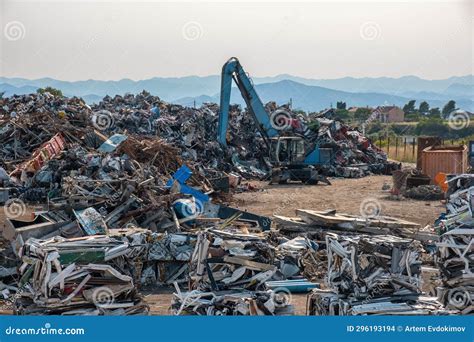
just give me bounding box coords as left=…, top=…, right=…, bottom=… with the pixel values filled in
left=166, top=165, right=209, bottom=203
left=97, top=134, right=128, bottom=153
left=150, top=106, right=160, bottom=118
left=265, top=279, right=319, bottom=293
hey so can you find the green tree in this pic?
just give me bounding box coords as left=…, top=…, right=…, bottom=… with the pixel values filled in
left=415, top=117, right=447, bottom=137
left=428, top=107, right=441, bottom=118
left=419, top=101, right=429, bottom=114
left=403, top=100, right=416, bottom=114
left=336, top=101, right=346, bottom=110
left=333, top=109, right=351, bottom=121
left=442, top=100, right=456, bottom=118
left=405, top=112, right=422, bottom=122
left=37, top=87, right=63, bottom=97
left=354, top=107, right=371, bottom=122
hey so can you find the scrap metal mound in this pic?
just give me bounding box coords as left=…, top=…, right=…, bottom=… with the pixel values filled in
left=1, top=91, right=394, bottom=182
left=0, top=91, right=400, bottom=316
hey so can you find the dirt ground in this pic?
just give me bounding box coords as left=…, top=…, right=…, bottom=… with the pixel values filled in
left=232, top=175, right=444, bottom=227
left=145, top=175, right=444, bottom=315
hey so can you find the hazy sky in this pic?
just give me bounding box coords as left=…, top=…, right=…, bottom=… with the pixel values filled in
left=0, top=0, right=472, bottom=81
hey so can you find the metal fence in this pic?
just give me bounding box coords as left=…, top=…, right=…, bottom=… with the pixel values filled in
left=375, top=137, right=467, bottom=163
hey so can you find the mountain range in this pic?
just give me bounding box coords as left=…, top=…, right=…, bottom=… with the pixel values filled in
left=1, top=74, right=472, bottom=112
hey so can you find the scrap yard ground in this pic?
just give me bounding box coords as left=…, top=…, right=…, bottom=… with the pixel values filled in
left=144, top=174, right=444, bottom=315
left=232, top=175, right=444, bottom=227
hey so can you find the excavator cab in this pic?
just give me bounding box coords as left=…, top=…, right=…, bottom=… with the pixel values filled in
left=270, top=137, right=306, bottom=165
left=269, top=136, right=331, bottom=185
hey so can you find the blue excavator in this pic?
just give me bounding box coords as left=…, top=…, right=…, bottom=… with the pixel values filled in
left=217, top=57, right=331, bottom=185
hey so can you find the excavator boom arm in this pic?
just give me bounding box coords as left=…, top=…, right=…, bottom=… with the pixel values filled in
left=217, top=57, right=279, bottom=146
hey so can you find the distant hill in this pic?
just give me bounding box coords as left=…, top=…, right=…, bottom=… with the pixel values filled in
left=258, top=75, right=474, bottom=95
left=174, top=80, right=473, bottom=112
left=1, top=74, right=472, bottom=111
left=444, top=83, right=473, bottom=97
left=0, top=83, right=38, bottom=97
left=0, top=76, right=221, bottom=102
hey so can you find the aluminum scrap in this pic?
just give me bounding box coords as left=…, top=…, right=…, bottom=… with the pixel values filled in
left=326, top=233, right=423, bottom=297
left=189, top=229, right=277, bottom=292
left=307, top=289, right=452, bottom=315
left=14, top=230, right=150, bottom=315
left=435, top=174, right=474, bottom=314
left=171, top=285, right=294, bottom=316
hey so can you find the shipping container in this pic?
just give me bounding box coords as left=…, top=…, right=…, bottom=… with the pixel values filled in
left=421, top=145, right=468, bottom=182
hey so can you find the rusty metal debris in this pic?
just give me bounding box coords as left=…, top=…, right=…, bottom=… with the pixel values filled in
left=0, top=91, right=470, bottom=317
left=404, top=185, right=444, bottom=201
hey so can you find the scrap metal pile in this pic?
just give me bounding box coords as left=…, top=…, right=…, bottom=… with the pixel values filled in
left=435, top=174, right=474, bottom=314
left=171, top=287, right=293, bottom=316
left=141, top=232, right=197, bottom=286
left=310, top=111, right=395, bottom=177
left=94, top=94, right=267, bottom=179
left=10, top=228, right=199, bottom=315
left=0, top=91, right=454, bottom=317
left=170, top=230, right=320, bottom=315
left=14, top=229, right=149, bottom=315
left=0, top=92, right=393, bottom=183
left=188, top=230, right=277, bottom=292
left=307, top=233, right=452, bottom=315
left=325, top=234, right=423, bottom=297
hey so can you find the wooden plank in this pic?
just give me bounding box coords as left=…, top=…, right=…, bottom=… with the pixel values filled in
left=296, top=209, right=356, bottom=225
left=273, top=215, right=309, bottom=227
left=223, top=256, right=276, bottom=271
left=296, top=209, right=420, bottom=229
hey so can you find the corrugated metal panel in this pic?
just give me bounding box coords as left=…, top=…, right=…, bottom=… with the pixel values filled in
left=421, top=145, right=468, bottom=182
left=417, top=136, right=442, bottom=169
